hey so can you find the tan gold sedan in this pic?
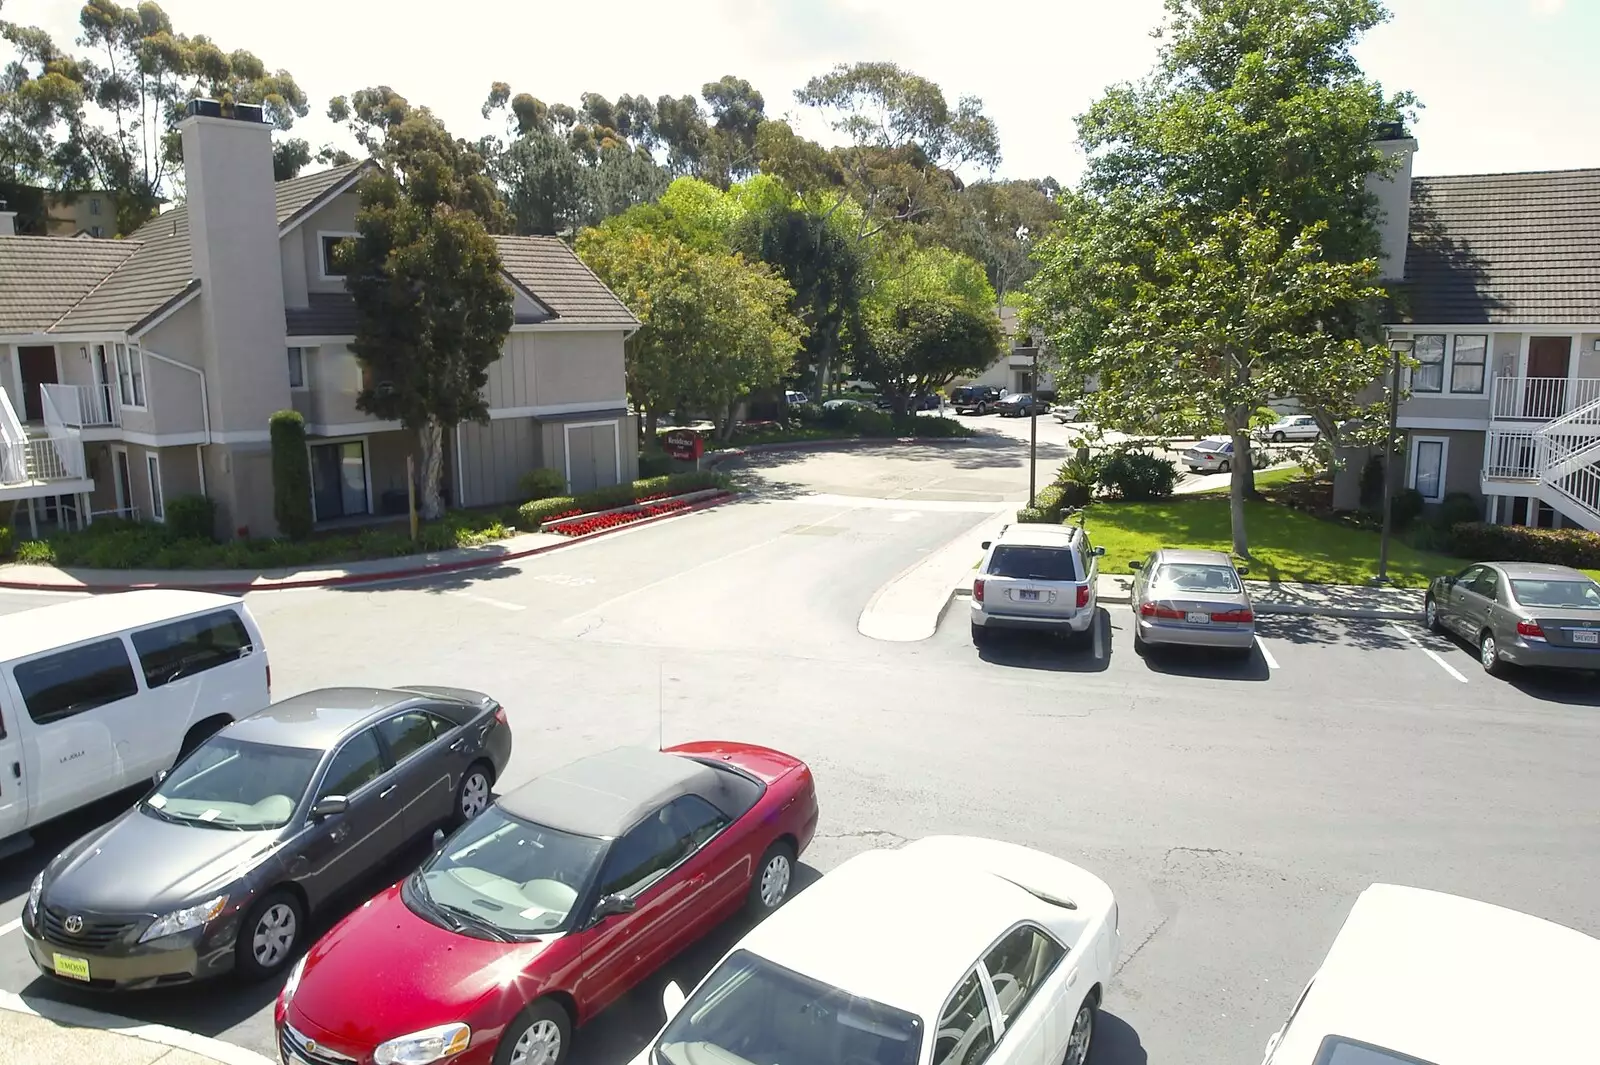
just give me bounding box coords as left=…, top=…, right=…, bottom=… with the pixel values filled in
left=1128, top=549, right=1255, bottom=656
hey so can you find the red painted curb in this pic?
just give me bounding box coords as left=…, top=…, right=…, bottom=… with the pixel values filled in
left=0, top=492, right=739, bottom=595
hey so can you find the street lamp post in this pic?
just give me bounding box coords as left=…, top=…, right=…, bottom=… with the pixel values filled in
left=1028, top=345, right=1040, bottom=508
left=1376, top=337, right=1413, bottom=584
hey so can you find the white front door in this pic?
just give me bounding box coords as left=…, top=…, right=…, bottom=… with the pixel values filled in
left=0, top=687, right=28, bottom=838
left=92, top=346, right=114, bottom=422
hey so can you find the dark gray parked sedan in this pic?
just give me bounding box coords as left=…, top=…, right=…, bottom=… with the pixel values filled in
left=21, top=685, right=511, bottom=990
left=1425, top=562, right=1600, bottom=676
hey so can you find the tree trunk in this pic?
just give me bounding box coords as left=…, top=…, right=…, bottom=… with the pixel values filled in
left=1229, top=426, right=1253, bottom=558
left=644, top=408, right=659, bottom=440
left=418, top=419, right=446, bottom=521
left=718, top=403, right=737, bottom=442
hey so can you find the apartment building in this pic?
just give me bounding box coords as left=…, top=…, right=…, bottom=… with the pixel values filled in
left=1366, top=131, right=1600, bottom=530
left=0, top=100, right=639, bottom=539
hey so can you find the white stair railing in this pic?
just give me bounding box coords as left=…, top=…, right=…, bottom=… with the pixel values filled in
left=40, top=383, right=118, bottom=429
left=0, top=390, right=29, bottom=484
left=33, top=387, right=87, bottom=481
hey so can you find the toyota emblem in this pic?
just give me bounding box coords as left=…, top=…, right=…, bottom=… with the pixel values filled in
left=63, top=915, right=84, bottom=934
left=306, top=1041, right=319, bottom=1054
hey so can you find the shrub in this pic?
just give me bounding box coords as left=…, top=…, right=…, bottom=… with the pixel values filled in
left=0, top=525, right=11, bottom=559
left=1435, top=491, right=1481, bottom=530
left=1448, top=523, right=1600, bottom=569
left=1098, top=450, right=1177, bottom=501
left=518, top=467, right=568, bottom=501
left=15, top=539, right=53, bottom=564
left=637, top=449, right=676, bottom=478
left=1016, top=484, right=1067, bottom=523
left=1390, top=488, right=1425, bottom=530
left=164, top=495, right=218, bottom=543
left=1056, top=455, right=1102, bottom=508
left=269, top=410, right=314, bottom=541
left=517, top=496, right=580, bottom=529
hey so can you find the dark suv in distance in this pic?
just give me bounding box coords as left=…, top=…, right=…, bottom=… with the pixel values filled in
left=951, top=385, right=1004, bottom=415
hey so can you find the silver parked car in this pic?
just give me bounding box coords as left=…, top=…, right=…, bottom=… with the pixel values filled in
left=1183, top=436, right=1268, bottom=474
left=1425, top=562, right=1600, bottom=676
left=1128, top=549, right=1255, bottom=656
left=971, top=523, right=1103, bottom=646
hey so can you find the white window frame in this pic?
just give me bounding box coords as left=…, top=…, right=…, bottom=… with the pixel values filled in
left=562, top=419, right=623, bottom=492
left=305, top=434, right=375, bottom=523
left=110, top=444, right=132, bottom=515
left=317, top=230, right=360, bottom=281
left=114, top=343, right=146, bottom=410
left=287, top=347, right=308, bottom=391
left=1447, top=334, right=1488, bottom=395
left=89, top=197, right=101, bottom=217
left=1409, top=334, right=1445, bottom=394
left=145, top=452, right=165, bottom=522
left=1407, top=435, right=1450, bottom=504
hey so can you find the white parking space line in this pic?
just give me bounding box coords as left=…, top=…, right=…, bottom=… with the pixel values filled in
left=443, top=591, right=526, bottom=612
left=1255, top=635, right=1280, bottom=669
left=1390, top=623, right=1470, bottom=683
left=0, top=917, right=21, bottom=937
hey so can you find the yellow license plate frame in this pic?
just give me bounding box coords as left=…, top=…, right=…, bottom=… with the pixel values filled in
left=51, top=953, right=90, bottom=982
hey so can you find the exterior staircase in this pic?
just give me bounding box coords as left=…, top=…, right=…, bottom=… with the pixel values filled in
left=1486, top=393, right=1600, bottom=531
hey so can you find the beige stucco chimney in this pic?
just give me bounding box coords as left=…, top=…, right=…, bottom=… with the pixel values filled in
left=0, top=203, right=16, bottom=236
left=1366, top=124, right=1418, bottom=282
left=179, top=100, right=292, bottom=535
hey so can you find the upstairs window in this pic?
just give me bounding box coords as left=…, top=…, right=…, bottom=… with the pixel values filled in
left=287, top=347, right=306, bottom=389
left=1449, top=335, right=1487, bottom=394
left=1411, top=335, right=1445, bottom=393
left=89, top=198, right=101, bottom=216
left=114, top=344, right=145, bottom=409
left=320, top=233, right=357, bottom=278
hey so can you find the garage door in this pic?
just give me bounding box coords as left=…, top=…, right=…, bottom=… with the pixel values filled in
left=566, top=423, right=619, bottom=494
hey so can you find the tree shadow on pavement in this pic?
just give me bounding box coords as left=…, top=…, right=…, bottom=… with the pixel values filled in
left=569, top=863, right=825, bottom=1065
left=975, top=610, right=1112, bottom=673
left=1253, top=616, right=1418, bottom=652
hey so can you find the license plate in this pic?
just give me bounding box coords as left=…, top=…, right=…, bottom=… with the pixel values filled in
left=52, top=953, right=90, bottom=982
left=1186, top=612, right=1210, bottom=625
left=1018, top=589, right=1040, bottom=601
left=1574, top=630, right=1598, bottom=645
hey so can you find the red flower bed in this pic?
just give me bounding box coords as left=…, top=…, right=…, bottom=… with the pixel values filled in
left=540, top=508, right=583, bottom=523
left=549, top=499, right=693, bottom=537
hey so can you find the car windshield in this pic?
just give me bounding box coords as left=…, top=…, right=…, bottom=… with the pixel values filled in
left=988, top=545, right=1078, bottom=582
left=1313, top=1035, right=1439, bottom=1065
left=145, top=737, right=319, bottom=830
left=411, top=808, right=604, bottom=937
left=655, top=950, right=922, bottom=1065
left=1153, top=563, right=1241, bottom=593
left=1509, top=578, right=1600, bottom=609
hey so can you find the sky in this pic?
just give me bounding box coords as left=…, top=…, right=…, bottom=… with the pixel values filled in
left=5, top=0, right=1599, bottom=184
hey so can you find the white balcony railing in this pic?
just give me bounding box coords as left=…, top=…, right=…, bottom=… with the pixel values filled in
left=1483, top=431, right=1540, bottom=480
left=40, top=382, right=118, bottom=428
left=1491, top=376, right=1600, bottom=421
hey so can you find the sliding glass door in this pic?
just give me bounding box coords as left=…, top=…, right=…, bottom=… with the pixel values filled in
left=310, top=441, right=369, bottom=521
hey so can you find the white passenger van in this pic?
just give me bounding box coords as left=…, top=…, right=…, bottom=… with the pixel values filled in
left=0, top=590, right=269, bottom=847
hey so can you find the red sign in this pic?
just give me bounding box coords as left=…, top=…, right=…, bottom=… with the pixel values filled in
left=662, top=429, right=704, bottom=461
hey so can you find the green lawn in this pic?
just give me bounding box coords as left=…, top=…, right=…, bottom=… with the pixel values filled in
left=1189, top=465, right=1304, bottom=494
left=1084, top=495, right=1471, bottom=588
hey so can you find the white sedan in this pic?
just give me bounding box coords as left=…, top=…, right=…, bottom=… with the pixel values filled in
left=631, top=835, right=1120, bottom=1065
left=1260, top=415, right=1320, bottom=442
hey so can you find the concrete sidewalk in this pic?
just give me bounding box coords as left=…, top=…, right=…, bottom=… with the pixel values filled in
left=858, top=508, right=1009, bottom=641
left=0, top=992, right=270, bottom=1065
left=0, top=492, right=736, bottom=594
left=1095, top=574, right=1425, bottom=621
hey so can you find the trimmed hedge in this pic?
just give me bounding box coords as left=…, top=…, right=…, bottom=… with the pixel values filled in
left=516, top=471, right=725, bottom=530
left=1448, top=522, right=1600, bottom=570
left=518, top=467, right=567, bottom=501
left=270, top=410, right=314, bottom=541
left=165, top=494, right=218, bottom=543
left=1016, top=483, right=1068, bottom=524
left=1099, top=450, right=1176, bottom=501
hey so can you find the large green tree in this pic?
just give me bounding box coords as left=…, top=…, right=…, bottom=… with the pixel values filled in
left=1065, top=0, right=1415, bottom=455
left=332, top=89, right=512, bottom=519
left=863, top=294, right=1003, bottom=416
left=1, top=1, right=310, bottom=233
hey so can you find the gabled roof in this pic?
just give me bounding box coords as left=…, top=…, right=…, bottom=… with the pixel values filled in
left=0, top=236, right=141, bottom=333
left=494, top=235, right=639, bottom=326
left=274, top=161, right=373, bottom=228
left=1403, top=168, right=1600, bottom=325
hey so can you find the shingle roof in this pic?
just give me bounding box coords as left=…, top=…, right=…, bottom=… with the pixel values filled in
left=0, top=236, right=141, bottom=333
left=1403, top=169, right=1600, bottom=325
left=494, top=235, right=639, bottom=327
left=287, top=291, right=361, bottom=337
left=274, top=161, right=371, bottom=228
left=54, top=215, right=196, bottom=333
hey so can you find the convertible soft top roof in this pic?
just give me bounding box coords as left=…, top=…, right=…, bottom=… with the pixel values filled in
left=496, top=747, right=745, bottom=838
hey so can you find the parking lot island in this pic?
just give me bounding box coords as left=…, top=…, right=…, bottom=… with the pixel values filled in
left=0, top=991, right=273, bottom=1065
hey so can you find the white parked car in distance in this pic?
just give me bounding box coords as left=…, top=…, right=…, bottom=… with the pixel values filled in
left=1262, top=882, right=1599, bottom=1065
left=632, top=835, right=1121, bottom=1065
left=1182, top=436, right=1268, bottom=474
left=1260, top=415, right=1320, bottom=442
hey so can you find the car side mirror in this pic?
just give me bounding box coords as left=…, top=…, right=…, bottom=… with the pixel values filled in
left=1236, top=564, right=1249, bottom=575
left=432, top=828, right=446, bottom=850
left=1445, top=576, right=1456, bottom=586
left=591, top=892, right=637, bottom=923
left=154, top=769, right=168, bottom=784
left=1127, top=560, right=1142, bottom=570
left=662, top=981, right=686, bottom=1021
left=310, top=795, right=348, bottom=821
left=980, top=541, right=991, bottom=550
left=1093, top=546, right=1106, bottom=556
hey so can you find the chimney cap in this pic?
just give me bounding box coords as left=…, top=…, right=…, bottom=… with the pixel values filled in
left=1372, top=120, right=1407, bottom=141
left=185, top=98, right=268, bottom=124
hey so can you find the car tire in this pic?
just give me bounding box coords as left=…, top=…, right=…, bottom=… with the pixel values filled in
left=1064, top=994, right=1097, bottom=1065
left=1424, top=595, right=1444, bottom=634
left=494, top=998, right=571, bottom=1065
left=234, top=888, right=304, bottom=982
left=1218, top=460, right=1231, bottom=473
left=971, top=622, right=989, bottom=648
left=453, top=761, right=495, bottom=828
left=1480, top=630, right=1505, bottom=676
left=1272, top=431, right=1286, bottom=442
left=1132, top=624, right=1147, bottom=655
left=747, top=839, right=797, bottom=918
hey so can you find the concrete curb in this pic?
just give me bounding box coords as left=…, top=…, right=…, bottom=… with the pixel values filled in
left=0, top=491, right=739, bottom=595
left=704, top=433, right=994, bottom=466
left=968, top=587, right=1422, bottom=622
left=0, top=989, right=272, bottom=1065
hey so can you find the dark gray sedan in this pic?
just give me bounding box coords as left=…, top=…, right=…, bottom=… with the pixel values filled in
left=21, top=685, right=511, bottom=990
left=1425, top=562, right=1600, bottom=676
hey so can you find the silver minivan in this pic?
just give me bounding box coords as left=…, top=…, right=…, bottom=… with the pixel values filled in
left=971, top=523, right=1104, bottom=645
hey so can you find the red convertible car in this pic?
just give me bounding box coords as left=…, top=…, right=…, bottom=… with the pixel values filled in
left=275, top=742, right=818, bottom=1065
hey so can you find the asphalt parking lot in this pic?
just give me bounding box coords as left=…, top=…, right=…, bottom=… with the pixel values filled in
left=0, top=473, right=1597, bottom=1065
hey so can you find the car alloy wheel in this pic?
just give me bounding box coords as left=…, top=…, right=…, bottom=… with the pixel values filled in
left=1272, top=431, right=1286, bottom=442
left=1066, top=1003, right=1094, bottom=1065
left=1218, top=460, right=1231, bottom=473
left=509, top=1018, right=562, bottom=1065
left=1425, top=596, right=1442, bottom=633
left=1480, top=632, right=1501, bottom=674
left=459, top=767, right=492, bottom=821
left=252, top=903, right=296, bottom=970
left=760, top=852, right=792, bottom=908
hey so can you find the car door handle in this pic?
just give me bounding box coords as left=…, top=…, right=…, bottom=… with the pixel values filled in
left=1066, top=968, right=1079, bottom=988
left=380, top=785, right=398, bottom=799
